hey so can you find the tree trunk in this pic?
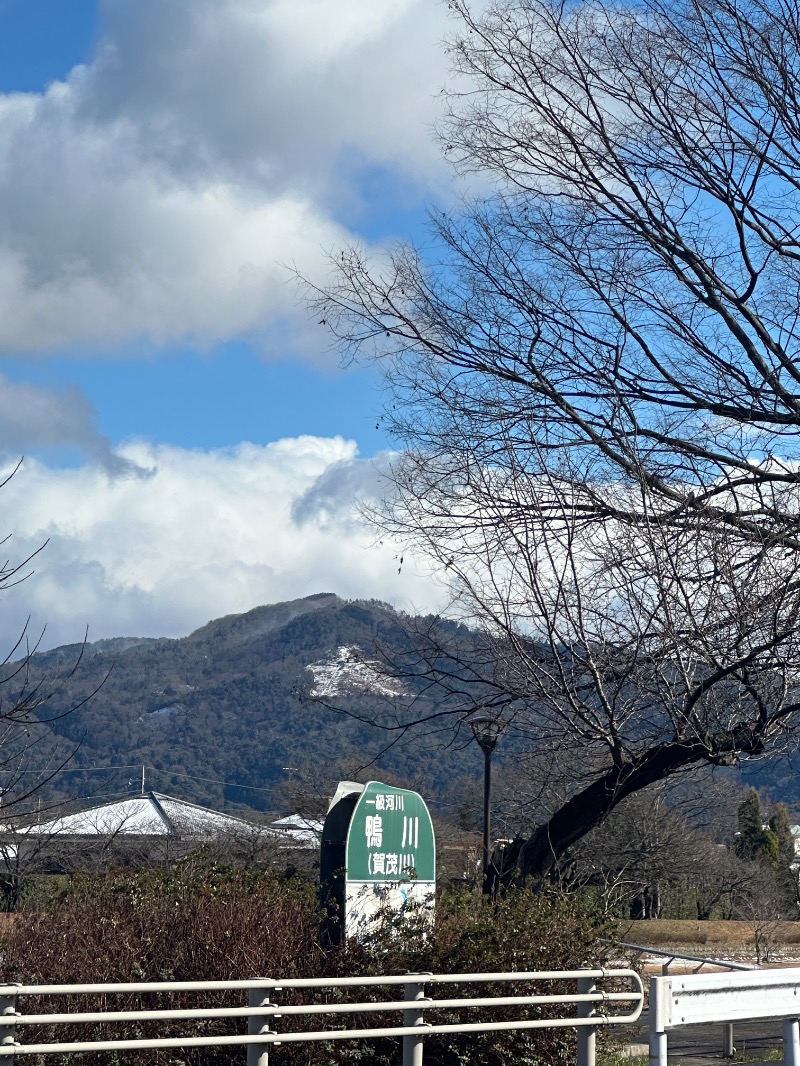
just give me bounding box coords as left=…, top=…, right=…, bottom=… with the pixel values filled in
left=517, top=741, right=712, bottom=881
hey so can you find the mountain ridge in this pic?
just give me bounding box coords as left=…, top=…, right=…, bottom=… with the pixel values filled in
left=12, top=594, right=476, bottom=815
left=11, top=593, right=793, bottom=823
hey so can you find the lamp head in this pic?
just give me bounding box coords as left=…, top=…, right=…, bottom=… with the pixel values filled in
left=468, top=710, right=507, bottom=754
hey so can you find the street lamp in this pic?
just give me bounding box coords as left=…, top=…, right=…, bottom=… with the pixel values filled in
left=468, top=710, right=507, bottom=891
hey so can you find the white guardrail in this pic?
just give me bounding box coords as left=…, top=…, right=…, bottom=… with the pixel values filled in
left=649, top=966, right=800, bottom=1066
left=0, top=969, right=644, bottom=1066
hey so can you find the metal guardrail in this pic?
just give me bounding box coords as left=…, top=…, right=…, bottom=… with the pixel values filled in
left=616, top=940, right=757, bottom=1058
left=0, top=969, right=645, bottom=1066
left=618, top=933, right=759, bottom=1057
left=650, top=966, right=800, bottom=1066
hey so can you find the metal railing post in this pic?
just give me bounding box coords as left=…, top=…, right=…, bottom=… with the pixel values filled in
left=247, top=986, right=274, bottom=1066
left=649, top=1030, right=668, bottom=1066
left=649, top=976, right=668, bottom=1066
left=402, top=978, right=427, bottom=1066
left=785, top=1019, right=800, bottom=1066
left=576, top=976, right=595, bottom=1066
left=0, top=986, right=16, bottom=1054
left=722, top=1022, right=734, bottom=1058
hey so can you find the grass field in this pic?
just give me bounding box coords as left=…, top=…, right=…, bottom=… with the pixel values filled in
left=620, top=920, right=800, bottom=949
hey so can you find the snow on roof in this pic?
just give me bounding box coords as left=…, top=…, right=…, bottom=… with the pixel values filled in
left=25, top=792, right=255, bottom=839
left=269, top=814, right=323, bottom=846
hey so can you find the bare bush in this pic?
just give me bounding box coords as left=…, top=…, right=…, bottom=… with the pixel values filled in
left=0, top=865, right=614, bottom=1066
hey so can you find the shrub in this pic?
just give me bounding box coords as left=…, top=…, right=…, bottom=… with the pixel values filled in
left=1, top=865, right=617, bottom=1066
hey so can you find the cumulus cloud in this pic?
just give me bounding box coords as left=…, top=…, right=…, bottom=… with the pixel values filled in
left=0, top=0, right=456, bottom=354
left=0, top=437, right=443, bottom=651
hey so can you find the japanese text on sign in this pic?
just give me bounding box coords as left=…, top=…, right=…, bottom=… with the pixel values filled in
left=402, top=815, right=419, bottom=849
left=368, top=852, right=417, bottom=875
left=367, top=792, right=405, bottom=812
left=346, top=781, right=435, bottom=886
left=365, top=815, right=383, bottom=848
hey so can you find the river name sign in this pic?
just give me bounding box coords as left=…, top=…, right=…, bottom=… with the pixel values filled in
left=343, top=781, right=436, bottom=939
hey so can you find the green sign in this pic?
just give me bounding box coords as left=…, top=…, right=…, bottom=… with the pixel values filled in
left=341, top=781, right=436, bottom=938
left=346, top=781, right=436, bottom=883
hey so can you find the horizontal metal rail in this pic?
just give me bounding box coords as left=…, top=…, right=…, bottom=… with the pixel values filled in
left=0, top=1016, right=646, bottom=1057
left=0, top=968, right=644, bottom=1065
left=616, top=941, right=755, bottom=973
left=4, top=968, right=622, bottom=994
left=12, top=991, right=642, bottom=1025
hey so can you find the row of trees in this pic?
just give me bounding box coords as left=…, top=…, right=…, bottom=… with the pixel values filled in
left=309, top=0, right=800, bottom=879
left=556, top=786, right=800, bottom=922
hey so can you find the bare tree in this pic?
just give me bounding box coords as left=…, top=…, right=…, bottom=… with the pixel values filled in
left=731, top=861, right=795, bottom=963
left=320, top=0, right=800, bottom=540
left=563, top=789, right=714, bottom=918
left=309, top=0, right=800, bottom=880
left=365, top=484, right=800, bottom=878
left=0, top=466, right=101, bottom=829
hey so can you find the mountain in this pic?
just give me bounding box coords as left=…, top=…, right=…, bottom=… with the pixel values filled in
left=11, top=595, right=479, bottom=815
left=13, top=592, right=794, bottom=825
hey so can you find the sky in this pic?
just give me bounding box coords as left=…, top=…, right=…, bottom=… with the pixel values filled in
left=0, top=0, right=463, bottom=651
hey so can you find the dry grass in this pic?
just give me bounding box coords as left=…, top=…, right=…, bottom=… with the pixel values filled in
left=621, top=920, right=800, bottom=948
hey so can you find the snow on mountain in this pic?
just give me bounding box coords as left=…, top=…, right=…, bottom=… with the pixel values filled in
left=307, top=645, right=405, bottom=699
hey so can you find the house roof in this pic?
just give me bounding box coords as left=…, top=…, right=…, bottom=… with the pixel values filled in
left=269, top=813, right=323, bottom=846
left=24, top=792, right=255, bottom=839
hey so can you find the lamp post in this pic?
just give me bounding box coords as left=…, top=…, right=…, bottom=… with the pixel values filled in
left=468, top=710, right=506, bottom=891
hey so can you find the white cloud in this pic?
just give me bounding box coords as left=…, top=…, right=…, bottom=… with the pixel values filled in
left=0, top=0, right=455, bottom=354
left=0, top=437, right=443, bottom=652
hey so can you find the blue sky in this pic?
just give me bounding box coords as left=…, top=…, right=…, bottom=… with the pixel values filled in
left=0, top=0, right=457, bottom=648
left=0, top=1, right=99, bottom=93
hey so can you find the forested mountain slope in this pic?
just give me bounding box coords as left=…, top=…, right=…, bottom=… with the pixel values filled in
left=10, top=592, right=796, bottom=822
left=16, top=594, right=479, bottom=813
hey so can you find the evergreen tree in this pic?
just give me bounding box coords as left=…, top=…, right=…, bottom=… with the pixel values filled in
left=735, top=790, right=779, bottom=865
left=769, top=801, right=799, bottom=908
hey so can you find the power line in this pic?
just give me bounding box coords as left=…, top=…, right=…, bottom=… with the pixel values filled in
left=141, top=766, right=276, bottom=794
left=0, top=763, right=276, bottom=794
left=0, top=764, right=140, bottom=775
